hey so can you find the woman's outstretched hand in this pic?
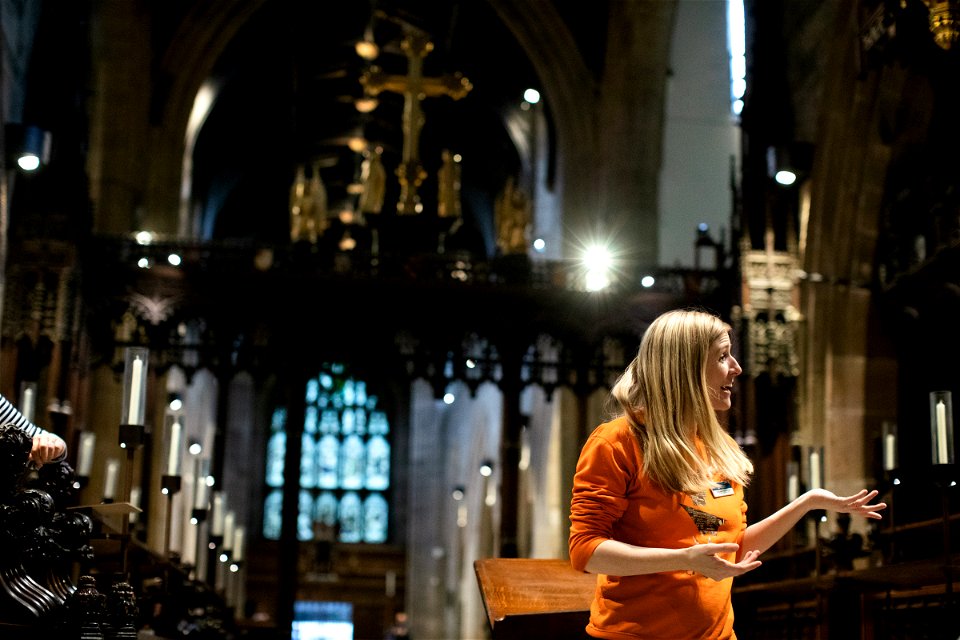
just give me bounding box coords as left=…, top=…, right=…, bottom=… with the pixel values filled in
left=687, top=543, right=762, bottom=581
left=806, top=488, right=886, bottom=519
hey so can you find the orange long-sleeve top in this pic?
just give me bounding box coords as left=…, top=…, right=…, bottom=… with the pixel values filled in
left=569, top=416, right=748, bottom=640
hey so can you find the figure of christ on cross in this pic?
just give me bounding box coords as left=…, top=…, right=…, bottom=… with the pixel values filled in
left=360, top=30, right=472, bottom=215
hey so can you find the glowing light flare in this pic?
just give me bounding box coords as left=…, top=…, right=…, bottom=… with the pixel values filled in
left=17, top=154, right=40, bottom=171
left=775, top=170, right=797, bottom=186
left=581, top=243, right=615, bottom=292
left=727, top=0, right=746, bottom=115
left=584, top=270, right=610, bottom=292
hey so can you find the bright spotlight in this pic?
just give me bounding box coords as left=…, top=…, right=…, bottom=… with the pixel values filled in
left=583, top=244, right=612, bottom=271
left=585, top=270, right=610, bottom=292
left=775, top=170, right=797, bottom=186
left=17, top=154, right=40, bottom=171
left=523, top=88, right=541, bottom=104
left=582, top=243, right=614, bottom=291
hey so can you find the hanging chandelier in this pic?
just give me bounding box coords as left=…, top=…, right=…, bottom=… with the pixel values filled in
left=923, top=0, right=960, bottom=49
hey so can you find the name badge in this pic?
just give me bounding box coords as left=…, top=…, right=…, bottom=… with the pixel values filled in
left=711, top=481, right=734, bottom=498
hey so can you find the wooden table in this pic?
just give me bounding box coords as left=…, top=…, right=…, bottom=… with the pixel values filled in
left=474, top=558, right=596, bottom=640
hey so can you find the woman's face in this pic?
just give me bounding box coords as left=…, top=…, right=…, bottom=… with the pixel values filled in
left=705, top=333, right=742, bottom=411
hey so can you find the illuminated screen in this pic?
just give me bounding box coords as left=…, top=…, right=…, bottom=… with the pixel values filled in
left=292, top=601, right=353, bottom=640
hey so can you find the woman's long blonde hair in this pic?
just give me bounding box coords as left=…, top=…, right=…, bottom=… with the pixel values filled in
left=610, top=308, right=753, bottom=495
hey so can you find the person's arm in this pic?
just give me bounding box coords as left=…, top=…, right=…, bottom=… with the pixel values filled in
left=570, top=423, right=763, bottom=582
left=585, top=538, right=762, bottom=582
left=739, top=488, right=886, bottom=559
left=0, top=393, right=67, bottom=466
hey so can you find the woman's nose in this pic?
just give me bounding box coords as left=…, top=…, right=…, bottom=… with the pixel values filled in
left=730, top=356, right=742, bottom=376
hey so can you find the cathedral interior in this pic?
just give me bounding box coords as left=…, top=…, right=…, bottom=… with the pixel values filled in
left=1, top=1, right=960, bottom=639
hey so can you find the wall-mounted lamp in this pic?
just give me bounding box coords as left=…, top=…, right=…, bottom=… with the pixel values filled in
left=355, top=91, right=379, bottom=113
left=355, top=23, right=380, bottom=61
left=694, top=222, right=724, bottom=271
left=347, top=134, right=368, bottom=154
left=766, top=143, right=813, bottom=187
left=442, top=385, right=455, bottom=404
left=4, top=124, right=51, bottom=172
left=18, top=126, right=51, bottom=170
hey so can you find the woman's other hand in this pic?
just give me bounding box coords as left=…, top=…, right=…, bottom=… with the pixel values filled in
left=806, top=488, right=886, bottom=520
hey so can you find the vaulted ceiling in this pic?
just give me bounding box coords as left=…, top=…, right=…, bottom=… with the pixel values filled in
left=184, top=0, right=601, bottom=253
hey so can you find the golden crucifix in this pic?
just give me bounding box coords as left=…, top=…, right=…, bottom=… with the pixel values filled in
left=360, top=30, right=472, bottom=215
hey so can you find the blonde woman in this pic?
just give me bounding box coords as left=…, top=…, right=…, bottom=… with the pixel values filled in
left=569, top=308, right=885, bottom=640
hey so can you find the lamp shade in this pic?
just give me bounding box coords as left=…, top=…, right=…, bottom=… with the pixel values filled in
left=17, top=125, right=51, bottom=170
left=765, top=142, right=813, bottom=187
left=4, top=123, right=51, bottom=171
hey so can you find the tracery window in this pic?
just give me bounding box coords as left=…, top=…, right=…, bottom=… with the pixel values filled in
left=262, top=363, right=391, bottom=543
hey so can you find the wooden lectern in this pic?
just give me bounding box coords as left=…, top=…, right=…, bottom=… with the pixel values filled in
left=474, top=558, right=595, bottom=640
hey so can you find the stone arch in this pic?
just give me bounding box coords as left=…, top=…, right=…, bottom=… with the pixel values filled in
left=143, top=1, right=269, bottom=237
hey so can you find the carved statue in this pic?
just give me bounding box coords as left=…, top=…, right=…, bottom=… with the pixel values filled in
left=0, top=422, right=32, bottom=500
left=289, top=164, right=308, bottom=242
left=494, top=176, right=531, bottom=255
left=106, top=580, right=139, bottom=638
left=358, top=146, right=387, bottom=216
left=65, top=574, right=106, bottom=637
left=0, top=423, right=93, bottom=628
left=305, top=160, right=330, bottom=242
left=437, top=149, right=462, bottom=219
left=0, top=425, right=60, bottom=619
left=290, top=163, right=330, bottom=244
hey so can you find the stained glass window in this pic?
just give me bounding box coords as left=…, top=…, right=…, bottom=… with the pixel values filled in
left=362, top=493, right=388, bottom=543
left=300, top=433, right=317, bottom=488
left=315, top=491, right=338, bottom=526
left=340, top=434, right=365, bottom=490
left=266, top=408, right=287, bottom=488
left=365, top=435, right=390, bottom=491
left=263, top=489, right=283, bottom=540
left=317, top=433, right=339, bottom=489
left=262, top=364, right=391, bottom=544
left=338, top=491, right=363, bottom=543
